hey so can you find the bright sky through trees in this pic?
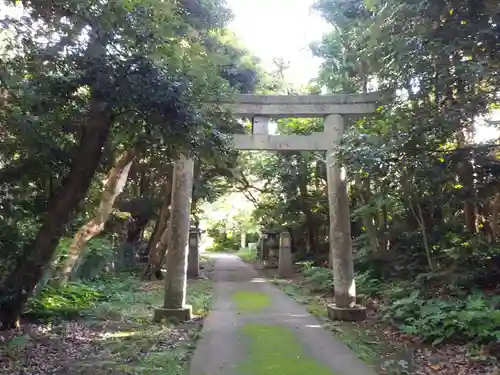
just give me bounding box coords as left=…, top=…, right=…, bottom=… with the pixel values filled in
left=226, top=0, right=330, bottom=86
left=226, top=0, right=499, bottom=141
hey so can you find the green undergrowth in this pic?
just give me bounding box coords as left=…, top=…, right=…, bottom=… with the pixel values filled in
left=22, top=269, right=213, bottom=375
left=271, top=279, right=396, bottom=370
left=238, top=323, right=337, bottom=375
left=357, top=270, right=500, bottom=354
left=282, top=262, right=500, bottom=368
left=380, top=288, right=500, bottom=347
left=236, top=248, right=257, bottom=263
left=25, top=282, right=107, bottom=320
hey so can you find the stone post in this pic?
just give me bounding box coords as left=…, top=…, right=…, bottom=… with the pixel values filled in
left=278, top=231, right=293, bottom=278
left=240, top=232, right=247, bottom=249
left=154, top=154, right=194, bottom=323
left=187, top=228, right=200, bottom=279
left=259, top=234, right=265, bottom=261
left=324, top=114, right=366, bottom=321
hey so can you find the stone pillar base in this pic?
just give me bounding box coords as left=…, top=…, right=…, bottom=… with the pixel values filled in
left=263, top=259, right=278, bottom=269
left=327, top=304, right=367, bottom=322
left=153, top=305, right=192, bottom=323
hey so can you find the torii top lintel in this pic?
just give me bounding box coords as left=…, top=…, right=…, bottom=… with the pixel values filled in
left=221, top=92, right=384, bottom=118
left=219, top=92, right=386, bottom=151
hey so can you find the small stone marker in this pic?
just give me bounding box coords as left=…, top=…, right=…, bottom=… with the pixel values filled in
left=240, top=232, right=247, bottom=249
left=259, top=233, right=268, bottom=261
left=187, top=228, right=200, bottom=279
left=278, top=231, right=293, bottom=278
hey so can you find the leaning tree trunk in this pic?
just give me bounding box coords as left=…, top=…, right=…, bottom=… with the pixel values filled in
left=0, top=100, right=112, bottom=329
left=147, top=217, right=172, bottom=279
left=143, top=166, right=174, bottom=280
left=144, top=224, right=171, bottom=280
left=56, top=148, right=137, bottom=284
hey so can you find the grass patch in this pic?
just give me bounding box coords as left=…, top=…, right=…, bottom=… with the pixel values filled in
left=232, top=290, right=271, bottom=312
left=270, top=278, right=395, bottom=370
left=236, top=248, right=257, bottom=263
left=238, top=323, right=338, bottom=375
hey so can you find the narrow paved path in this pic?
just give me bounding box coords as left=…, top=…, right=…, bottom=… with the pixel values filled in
left=189, top=253, right=376, bottom=375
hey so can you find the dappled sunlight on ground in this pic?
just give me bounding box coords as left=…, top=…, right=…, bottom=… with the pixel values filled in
left=1, top=262, right=215, bottom=375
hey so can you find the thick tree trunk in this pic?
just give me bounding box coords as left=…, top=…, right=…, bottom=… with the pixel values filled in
left=0, top=100, right=112, bottom=329
left=56, top=148, right=136, bottom=284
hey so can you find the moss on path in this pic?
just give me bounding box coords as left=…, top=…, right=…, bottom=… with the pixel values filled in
left=231, top=291, right=341, bottom=374
left=231, top=290, right=271, bottom=312
left=238, top=323, right=339, bottom=375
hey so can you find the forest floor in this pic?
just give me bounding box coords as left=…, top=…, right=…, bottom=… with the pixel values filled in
left=236, top=249, right=500, bottom=375
left=0, top=259, right=214, bottom=375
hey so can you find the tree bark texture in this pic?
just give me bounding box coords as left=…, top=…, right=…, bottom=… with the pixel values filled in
left=144, top=165, right=174, bottom=279
left=57, top=148, right=136, bottom=283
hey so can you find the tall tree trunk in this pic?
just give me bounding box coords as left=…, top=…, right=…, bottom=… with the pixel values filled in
left=413, top=200, right=434, bottom=272
left=491, top=193, right=500, bottom=240
left=56, top=148, right=136, bottom=284
left=480, top=202, right=494, bottom=243
left=459, top=157, right=477, bottom=233
left=143, top=167, right=174, bottom=280
left=361, top=177, right=379, bottom=253
left=455, top=63, right=477, bottom=233
left=298, top=156, right=316, bottom=254
left=0, top=100, right=112, bottom=329
left=459, top=160, right=477, bottom=232
left=401, top=170, right=434, bottom=272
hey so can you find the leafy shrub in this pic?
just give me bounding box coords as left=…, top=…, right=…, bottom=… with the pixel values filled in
left=26, top=282, right=105, bottom=319
left=355, top=270, right=384, bottom=296
left=302, top=266, right=334, bottom=293
left=74, top=236, right=115, bottom=279
left=381, top=291, right=500, bottom=345
left=207, top=236, right=240, bottom=252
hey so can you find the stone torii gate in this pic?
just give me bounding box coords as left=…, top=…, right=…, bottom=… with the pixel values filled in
left=154, top=93, right=382, bottom=323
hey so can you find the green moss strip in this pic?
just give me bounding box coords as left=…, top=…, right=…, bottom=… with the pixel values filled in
left=231, top=290, right=271, bottom=312
left=238, top=323, right=340, bottom=375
